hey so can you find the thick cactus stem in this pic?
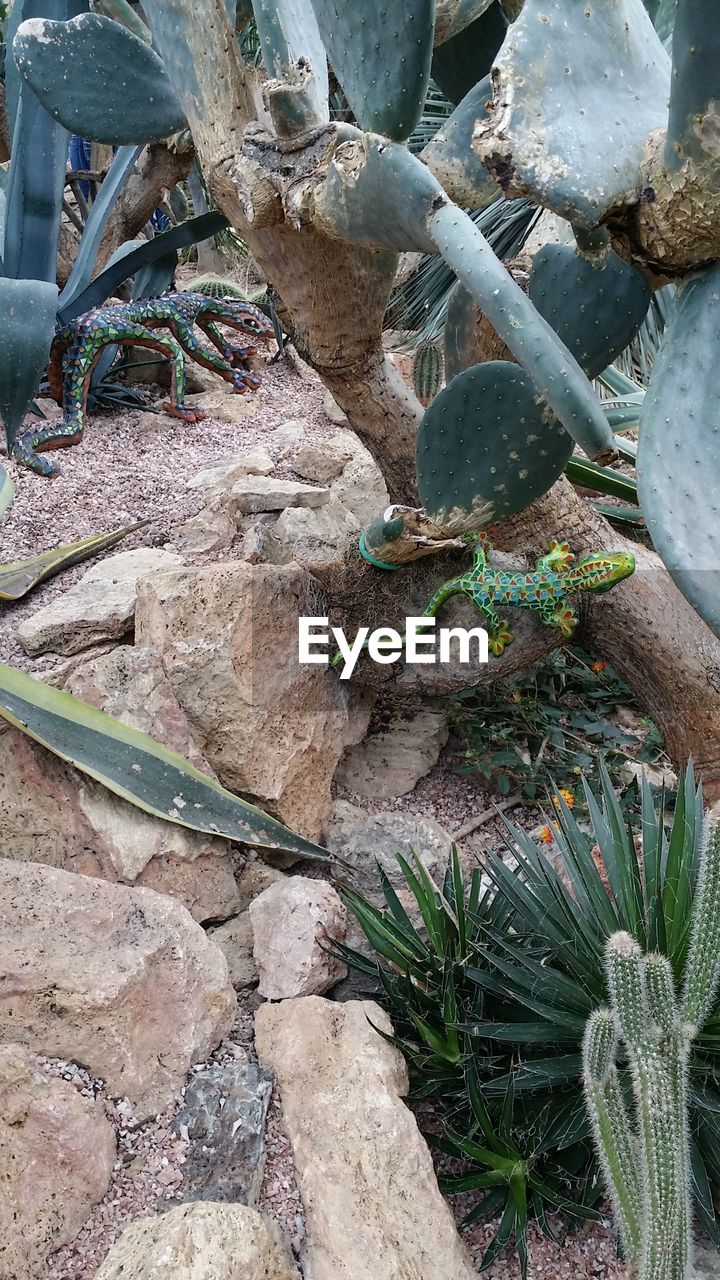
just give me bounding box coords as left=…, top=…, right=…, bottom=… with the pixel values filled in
left=681, top=805, right=720, bottom=1032
left=583, top=1009, right=642, bottom=1266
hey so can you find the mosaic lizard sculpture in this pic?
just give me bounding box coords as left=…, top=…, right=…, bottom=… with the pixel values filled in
left=13, top=292, right=274, bottom=476
left=424, top=532, right=635, bottom=655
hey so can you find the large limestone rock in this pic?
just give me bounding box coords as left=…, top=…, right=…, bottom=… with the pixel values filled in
left=0, top=1045, right=116, bottom=1280
left=249, top=876, right=347, bottom=998
left=326, top=803, right=450, bottom=895
left=94, top=1202, right=300, bottom=1280
left=335, top=707, right=449, bottom=798
left=255, top=998, right=478, bottom=1280
left=0, top=861, right=235, bottom=1117
left=0, top=647, right=240, bottom=923
left=17, top=547, right=183, bottom=656
left=186, top=447, right=274, bottom=490
left=135, top=560, right=368, bottom=841
left=292, top=427, right=389, bottom=527
left=230, top=475, right=330, bottom=514
left=271, top=495, right=359, bottom=568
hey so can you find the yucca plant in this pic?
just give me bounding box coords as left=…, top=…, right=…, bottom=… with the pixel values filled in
left=339, top=762, right=720, bottom=1271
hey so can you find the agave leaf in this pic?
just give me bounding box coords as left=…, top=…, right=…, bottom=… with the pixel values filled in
left=0, top=662, right=331, bottom=861
left=565, top=457, right=638, bottom=504
left=0, top=518, right=153, bottom=601
left=57, top=211, right=230, bottom=323
left=59, top=145, right=143, bottom=312
left=0, top=278, right=58, bottom=450
left=0, top=464, right=14, bottom=520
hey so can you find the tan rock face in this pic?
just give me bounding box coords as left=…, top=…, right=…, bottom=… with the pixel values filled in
left=334, top=707, right=449, bottom=798
left=249, top=876, right=347, bottom=999
left=135, top=560, right=364, bottom=841
left=17, top=547, right=183, bottom=657
left=94, top=1202, right=300, bottom=1280
left=255, top=998, right=478, bottom=1280
left=0, top=1044, right=116, bottom=1280
left=0, top=648, right=240, bottom=924
left=0, top=861, right=235, bottom=1117
left=208, top=912, right=257, bottom=989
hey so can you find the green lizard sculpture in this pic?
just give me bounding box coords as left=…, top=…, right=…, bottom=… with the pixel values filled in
left=423, top=531, right=635, bottom=655
left=330, top=531, right=635, bottom=672
left=13, top=291, right=274, bottom=476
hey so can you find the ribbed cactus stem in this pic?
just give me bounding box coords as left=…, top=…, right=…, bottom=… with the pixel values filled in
left=606, top=931, right=648, bottom=1049
left=681, top=805, right=720, bottom=1033
left=583, top=1009, right=642, bottom=1265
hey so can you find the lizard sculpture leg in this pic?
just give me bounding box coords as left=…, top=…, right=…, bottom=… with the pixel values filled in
left=13, top=324, right=205, bottom=475
left=195, top=317, right=262, bottom=392
left=535, top=539, right=576, bottom=574
left=538, top=598, right=580, bottom=637
left=171, top=316, right=261, bottom=395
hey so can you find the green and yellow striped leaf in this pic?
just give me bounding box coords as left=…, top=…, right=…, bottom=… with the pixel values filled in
left=0, top=662, right=331, bottom=861
left=0, top=518, right=153, bottom=601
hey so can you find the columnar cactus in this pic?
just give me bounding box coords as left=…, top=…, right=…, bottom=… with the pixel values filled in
left=583, top=808, right=720, bottom=1280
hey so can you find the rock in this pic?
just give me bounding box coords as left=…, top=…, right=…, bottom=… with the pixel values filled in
left=335, top=707, right=448, bottom=798
left=294, top=437, right=356, bottom=484
left=290, top=424, right=389, bottom=527
left=326, top=804, right=449, bottom=896
left=235, top=859, right=288, bottom=910
left=265, top=418, right=308, bottom=461
left=208, top=912, right=257, bottom=988
left=323, top=390, right=349, bottom=425
left=255, top=998, right=478, bottom=1280
left=184, top=388, right=259, bottom=424
left=0, top=1045, right=116, bottom=1280
left=172, top=493, right=238, bottom=555
left=94, top=1202, right=300, bottom=1280
left=0, top=647, right=241, bottom=924
left=694, top=1240, right=720, bottom=1279
left=250, top=876, right=347, bottom=999
left=0, top=861, right=235, bottom=1117
left=17, top=547, right=183, bottom=657
left=230, top=475, right=330, bottom=514
left=329, top=444, right=389, bottom=527
left=186, top=447, right=274, bottom=490
left=173, top=1058, right=272, bottom=1204
left=271, top=495, right=360, bottom=568
left=135, top=560, right=367, bottom=841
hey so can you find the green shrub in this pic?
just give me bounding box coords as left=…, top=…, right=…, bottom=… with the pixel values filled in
left=338, top=762, right=720, bottom=1272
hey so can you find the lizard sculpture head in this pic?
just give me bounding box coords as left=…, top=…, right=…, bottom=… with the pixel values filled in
left=192, top=295, right=274, bottom=341
left=576, top=551, right=636, bottom=593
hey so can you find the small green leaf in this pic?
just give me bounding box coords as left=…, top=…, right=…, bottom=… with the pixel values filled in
left=0, top=518, right=153, bottom=601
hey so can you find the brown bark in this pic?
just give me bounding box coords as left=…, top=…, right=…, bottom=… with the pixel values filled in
left=94, top=142, right=194, bottom=271
left=250, top=222, right=420, bottom=500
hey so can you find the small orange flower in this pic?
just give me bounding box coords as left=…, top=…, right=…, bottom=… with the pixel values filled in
left=590, top=659, right=607, bottom=674
left=539, top=823, right=557, bottom=844
left=552, top=788, right=575, bottom=811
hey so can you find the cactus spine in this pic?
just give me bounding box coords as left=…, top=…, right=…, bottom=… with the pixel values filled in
left=583, top=808, right=720, bottom=1280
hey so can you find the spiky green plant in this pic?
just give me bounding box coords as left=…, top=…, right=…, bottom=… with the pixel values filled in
left=339, top=763, right=720, bottom=1271
left=584, top=806, right=720, bottom=1280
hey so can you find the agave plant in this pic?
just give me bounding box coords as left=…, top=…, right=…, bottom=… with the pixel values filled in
left=0, top=0, right=229, bottom=467
left=339, top=762, right=720, bottom=1271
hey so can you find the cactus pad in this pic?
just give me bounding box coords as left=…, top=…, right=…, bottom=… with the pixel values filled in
left=529, top=243, right=652, bottom=379
left=472, top=0, right=670, bottom=226
left=14, top=13, right=187, bottom=144
left=431, top=0, right=506, bottom=106
left=307, top=0, right=434, bottom=140
left=421, top=75, right=499, bottom=210
left=637, top=263, right=720, bottom=639
left=416, top=360, right=574, bottom=526
left=253, top=0, right=329, bottom=126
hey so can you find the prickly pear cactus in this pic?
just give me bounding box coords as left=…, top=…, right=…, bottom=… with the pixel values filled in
left=529, top=241, right=652, bottom=379
left=415, top=361, right=574, bottom=526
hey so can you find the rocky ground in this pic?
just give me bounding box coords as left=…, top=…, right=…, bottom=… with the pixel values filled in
left=0, top=347, right=689, bottom=1279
